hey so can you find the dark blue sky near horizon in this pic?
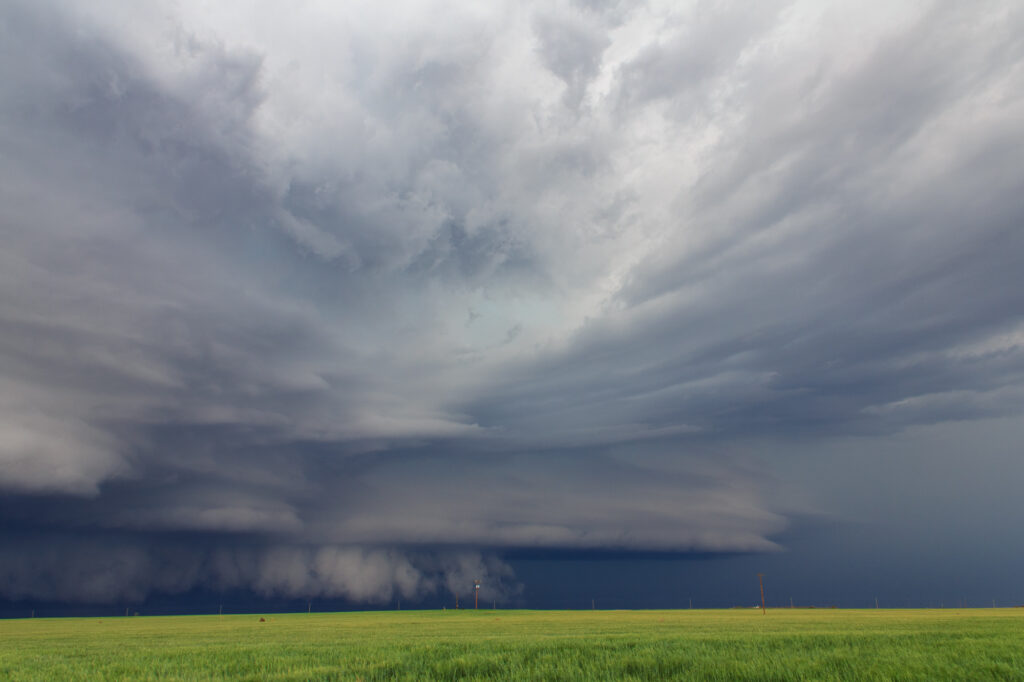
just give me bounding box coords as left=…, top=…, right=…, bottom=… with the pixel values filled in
left=2, top=1, right=1024, bottom=615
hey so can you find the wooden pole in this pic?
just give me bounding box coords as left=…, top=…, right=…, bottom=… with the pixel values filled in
left=757, top=574, right=766, bottom=615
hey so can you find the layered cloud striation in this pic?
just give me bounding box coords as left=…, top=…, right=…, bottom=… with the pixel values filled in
left=1, top=0, right=1023, bottom=602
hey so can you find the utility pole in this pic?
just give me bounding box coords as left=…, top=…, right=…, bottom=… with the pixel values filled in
left=474, top=580, right=481, bottom=609
left=307, top=601, right=311, bottom=614
left=592, top=598, right=595, bottom=610
left=455, top=593, right=459, bottom=610
left=757, top=574, right=766, bottom=615
left=689, top=598, right=692, bottom=610
left=875, top=597, right=879, bottom=609
left=791, top=597, right=794, bottom=609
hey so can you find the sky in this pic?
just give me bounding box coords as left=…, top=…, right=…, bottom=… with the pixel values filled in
left=1, top=0, right=1023, bottom=613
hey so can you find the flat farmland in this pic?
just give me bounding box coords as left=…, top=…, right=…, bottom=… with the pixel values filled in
left=1, top=608, right=1022, bottom=680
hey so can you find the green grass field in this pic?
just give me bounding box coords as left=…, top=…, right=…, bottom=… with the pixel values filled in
left=1, top=608, right=1022, bottom=681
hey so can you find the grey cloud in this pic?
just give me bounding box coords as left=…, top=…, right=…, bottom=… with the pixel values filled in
left=614, top=1, right=782, bottom=111
left=1, top=0, right=1023, bottom=603
left=532, top=4, right=613, bottom=110
left=0, top=535, right=518, bottom=604
left=464, top=1, right=1024, bottom=444
left=0, top=3, right=488, bottom=494
left=294, top=449, right=785, bottom=552
left=0, top=405, right=124, bottom=495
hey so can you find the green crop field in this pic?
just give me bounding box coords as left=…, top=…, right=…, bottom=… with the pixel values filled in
left=1, top=608, right=1022, bottom=681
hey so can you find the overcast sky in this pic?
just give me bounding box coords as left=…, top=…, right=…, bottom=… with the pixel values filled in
left=2, top=0, right=1023, bottom=608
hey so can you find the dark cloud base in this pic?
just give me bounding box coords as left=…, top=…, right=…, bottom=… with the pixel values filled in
left=6, top=517, right=1024, bottom=618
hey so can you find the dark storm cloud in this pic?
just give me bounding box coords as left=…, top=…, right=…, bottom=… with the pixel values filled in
left=1, top=0, right=1023, bottom=603
left=0, top=533, right=519, bottom=604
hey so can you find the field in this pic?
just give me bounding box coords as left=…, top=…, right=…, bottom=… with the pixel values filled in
left=1, top=608, right=1022, bottom=681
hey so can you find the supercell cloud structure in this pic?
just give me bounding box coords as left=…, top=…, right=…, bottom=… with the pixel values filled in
left=1, top=0, right=1023, bottom=603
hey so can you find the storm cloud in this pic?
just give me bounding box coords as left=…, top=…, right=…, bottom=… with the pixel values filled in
left=1, top=0, right=1023, bottom=604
